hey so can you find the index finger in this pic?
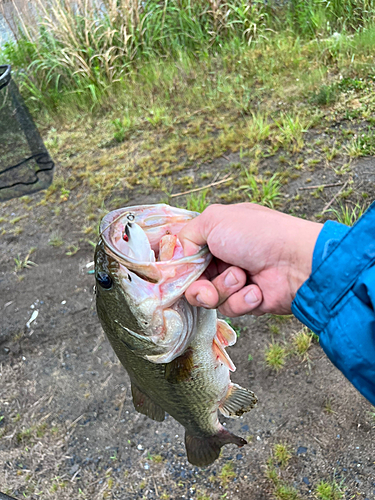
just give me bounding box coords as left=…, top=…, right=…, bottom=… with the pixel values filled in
left=179, top=206, right=215, bottom=256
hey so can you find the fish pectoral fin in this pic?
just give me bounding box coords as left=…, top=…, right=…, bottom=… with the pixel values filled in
left=164, top=347, right=194, bottom=384
left=131, top=383, right=165, bottom=422
left=219, top=383, right=258, bottom=418
left=185, top=429, right=247, bottom=467
left=216, top=319, right=237, bottom=347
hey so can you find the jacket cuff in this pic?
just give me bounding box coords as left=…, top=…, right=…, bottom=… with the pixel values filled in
left=292, top=204, right=375, bottom=333
left=311, top=220, right=350, bottom=273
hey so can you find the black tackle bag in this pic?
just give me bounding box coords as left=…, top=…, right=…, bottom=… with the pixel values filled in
left=0, top=64, right=54, bottom=202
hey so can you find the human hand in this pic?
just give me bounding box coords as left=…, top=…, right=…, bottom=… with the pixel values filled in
left=179, top=203, right=323, bottom=316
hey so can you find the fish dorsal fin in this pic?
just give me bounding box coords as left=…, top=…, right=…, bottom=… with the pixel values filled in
left=216, top=319, right=237, bottom=347
left=131, top=383, right=165, bottom=422
left=219, top=383, right=258, bottom=418
left=185, top=429, right=247, bottom=467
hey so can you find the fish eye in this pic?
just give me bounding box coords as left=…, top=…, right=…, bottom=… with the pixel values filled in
left=96, top=271, right=113, bottom=289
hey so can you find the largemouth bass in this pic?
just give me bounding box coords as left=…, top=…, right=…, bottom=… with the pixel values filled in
left=95, top=204, right=257, bottom=466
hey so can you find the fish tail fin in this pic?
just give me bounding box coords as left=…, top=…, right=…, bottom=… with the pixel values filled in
left=219, top=383, right=258, bottom=418
left=185, top=429, right=247, bottom=467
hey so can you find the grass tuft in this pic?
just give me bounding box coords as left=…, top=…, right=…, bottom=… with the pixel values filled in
left=240, top=173, right=281, bottom=208
left=328, top=203, right=367, bottom=226
left=219, top=461, right=236, bottom=488
left=14, top=248, right=37, bottom=272
left=315, top=480, right=344, bottom=500
left=292, top=328, right=313, bottom=358
left=49, top=232, right=64, bottom=247
left=185, top=190, right=209, bottom=213
left=266, top=451, right=301, bottom=500
left=274, top=443, right=292, bottom=468
left=113, top=116, right=133, bottom=143
left=265, top=342, right=287, bottom=371
left=275, top=113, right=310, bottom=152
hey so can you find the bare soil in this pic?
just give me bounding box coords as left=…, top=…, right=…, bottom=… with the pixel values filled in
left=0, top=118, right=375, bottom=500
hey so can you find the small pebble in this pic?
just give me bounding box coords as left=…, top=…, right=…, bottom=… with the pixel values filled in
left=297, top=446, right=307, bottom=455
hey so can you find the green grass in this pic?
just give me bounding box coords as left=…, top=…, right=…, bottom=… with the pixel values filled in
left=292, top=328, right=313, bottom=357
left=265, top=342, right=287, bottom=371
left=323, top=398, right=335, bottom=414
left=329, top=203, right=368, bottom=226
left=146, top=107, right=169, bottom=128
left=274, top=443, right=292, bottom=468
left=48, top=232, right=64, bottom=247
left=219, top=462, right=236, bottom=488
left=3, top=0, right=375, bottom=116
left=247, top=112, right=272, bottom=145
left=266, top=448, right=301, bottom=500
left=14, top=248, right=37, bottom=272
left=185, top=190, right=209, bottom=213
left=112, top=116, right=133, bottom=143
left=311, top=84, right=339, bottom=106
left=274, top=483, right=301, bottom=500
left=275, top=113, right=311, bottom=152
left=240, top=173, right=281, bottom=209
left=315, top=480, right=344, bottom=500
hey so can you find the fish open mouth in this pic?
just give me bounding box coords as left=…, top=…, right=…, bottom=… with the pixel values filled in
left=99, top=204, right=211, bottom=283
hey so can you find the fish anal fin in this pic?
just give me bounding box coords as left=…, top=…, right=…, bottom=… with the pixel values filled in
left=185, top=429, right=247, bottom=467
left=216, top=319, right=237, bottom=347
left=212, top=338, right=236, bottom=372
left=165, top=347, right=195, bottom=384
left=219, top=383, right=258, bottom=418
left=131, top=383, right=165, bottom=422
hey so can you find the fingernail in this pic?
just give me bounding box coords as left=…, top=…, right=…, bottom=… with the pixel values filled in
left=245, top=289, right=258, bottom=305
left=196, top=293, right=208, bottom=307
left=224, top=271, right=238, bottom=287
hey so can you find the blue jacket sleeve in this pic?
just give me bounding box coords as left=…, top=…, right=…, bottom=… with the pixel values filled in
left=292, top=202, right=375, bottom=407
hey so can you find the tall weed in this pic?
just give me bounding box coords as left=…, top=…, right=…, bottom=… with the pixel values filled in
left=2, top=0, right=375, bottom=113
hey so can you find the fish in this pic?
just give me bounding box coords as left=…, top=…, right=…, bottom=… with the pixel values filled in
left=95, top=204, right=257, bottom=467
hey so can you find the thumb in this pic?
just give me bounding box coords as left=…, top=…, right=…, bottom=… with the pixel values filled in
left=178, top=210, right=211, bottom=257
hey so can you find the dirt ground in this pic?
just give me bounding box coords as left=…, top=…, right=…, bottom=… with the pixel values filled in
left=1, top=114, right=375, bottom=500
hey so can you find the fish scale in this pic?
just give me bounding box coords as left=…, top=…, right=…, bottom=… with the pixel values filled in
left=95, top=204, right=258, bottom=466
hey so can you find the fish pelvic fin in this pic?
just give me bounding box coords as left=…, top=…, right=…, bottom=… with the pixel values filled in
left=212, top=337, right=236, bottom=372
left=212, top=319, right=238, bottom=372
left=216, top=319, right=237, bottom=347
left=131, top=383, right=165, bottom=422
left=219, top=383, right=258, bottom=418
left=185, top=429, right=247, bottom=467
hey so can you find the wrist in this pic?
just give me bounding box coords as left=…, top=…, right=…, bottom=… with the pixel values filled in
left=290, top=221, right=323, bottom=299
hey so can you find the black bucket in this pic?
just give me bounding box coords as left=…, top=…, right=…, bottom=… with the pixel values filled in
left=0, top=65, right=54, bottom=202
